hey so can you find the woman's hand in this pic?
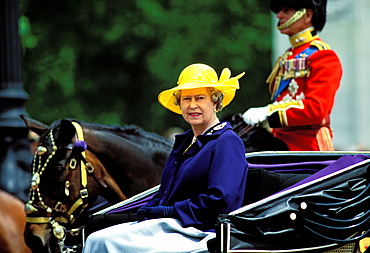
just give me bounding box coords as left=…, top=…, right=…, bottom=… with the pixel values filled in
left=135, top=206, right=174, bottom=221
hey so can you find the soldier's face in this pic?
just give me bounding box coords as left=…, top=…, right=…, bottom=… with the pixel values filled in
left=276, top=7, right=313, bottom=36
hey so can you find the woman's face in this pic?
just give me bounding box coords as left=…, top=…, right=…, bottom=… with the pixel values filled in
left=180, top=87, right=217, bottom=133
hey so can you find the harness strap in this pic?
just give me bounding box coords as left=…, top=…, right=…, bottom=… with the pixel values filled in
left=68, top=121, right=92, bottom=224
left=68, top=198, right=84, bottom=217
left=71, top=121, right=107, bottom=188
left=80, top=156, right=108, bottom=188
left=71, top=121, right=88, bottom=188
left=54, top=216, right=69, bottom=224
left=26, top=217, right=51, bottom=223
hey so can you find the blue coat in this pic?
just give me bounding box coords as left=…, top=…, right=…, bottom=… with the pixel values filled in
left=147, top=122, right=248, bottom=230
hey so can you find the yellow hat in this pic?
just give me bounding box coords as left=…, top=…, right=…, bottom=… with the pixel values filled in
left=158, top=63, right=245, bottom=114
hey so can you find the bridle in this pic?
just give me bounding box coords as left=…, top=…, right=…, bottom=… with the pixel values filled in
left=25, top=121, right=107, bottom=253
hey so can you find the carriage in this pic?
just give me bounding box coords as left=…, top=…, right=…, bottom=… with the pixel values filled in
left=86, top=151, right=370, bottom=253
left=21, top=115, right=370, bottom=253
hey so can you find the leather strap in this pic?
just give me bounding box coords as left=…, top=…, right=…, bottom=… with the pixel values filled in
left=71, top=122, right=87, bottom=188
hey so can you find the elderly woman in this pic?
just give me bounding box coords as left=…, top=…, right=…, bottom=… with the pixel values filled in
left=82, top=63, right=248, bottom=253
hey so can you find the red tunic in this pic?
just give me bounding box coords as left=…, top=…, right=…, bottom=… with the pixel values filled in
left=266, top=34, right=342, bottom=151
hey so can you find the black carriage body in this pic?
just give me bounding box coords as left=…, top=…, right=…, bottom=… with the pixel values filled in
left=210, top=151, right=370, bottom=253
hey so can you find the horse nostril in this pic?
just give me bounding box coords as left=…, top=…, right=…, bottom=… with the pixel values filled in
left=25, top=235, right=49, bottom=253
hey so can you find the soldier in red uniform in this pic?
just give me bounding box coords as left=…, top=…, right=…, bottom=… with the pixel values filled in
left=242, top=0, right=342, bottom=151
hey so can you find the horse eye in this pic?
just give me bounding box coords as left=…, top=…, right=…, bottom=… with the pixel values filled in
left=48, top=161, right=65, bottom=171
left=55, top=166, right=64, bottom=171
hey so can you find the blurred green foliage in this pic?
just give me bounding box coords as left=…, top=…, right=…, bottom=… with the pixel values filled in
left=20, top=0, right=272, bottom=136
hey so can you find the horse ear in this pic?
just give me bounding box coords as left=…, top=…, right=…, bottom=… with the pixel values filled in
left=20, top=114, right=49, bottom=136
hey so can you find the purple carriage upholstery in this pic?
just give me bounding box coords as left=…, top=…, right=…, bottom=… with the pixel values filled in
left=84, top=185, right=159, bottom=237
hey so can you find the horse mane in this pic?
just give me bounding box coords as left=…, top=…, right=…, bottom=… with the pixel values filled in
left=72, top=120, right=174, bottom=150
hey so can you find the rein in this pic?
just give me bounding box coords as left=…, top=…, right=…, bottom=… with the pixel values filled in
left=230, top=114, right=256, bottom=138
left=25, top=121, right=107, bottom=252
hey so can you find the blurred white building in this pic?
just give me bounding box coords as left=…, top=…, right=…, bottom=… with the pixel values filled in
left=272, top=0, right=370, bottom=151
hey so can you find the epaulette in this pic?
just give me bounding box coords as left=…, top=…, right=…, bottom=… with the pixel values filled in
left=310, top=40, right=331, bottom=50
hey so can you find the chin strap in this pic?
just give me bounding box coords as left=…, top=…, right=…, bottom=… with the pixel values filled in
left=278, top=8, right=306, bottom=30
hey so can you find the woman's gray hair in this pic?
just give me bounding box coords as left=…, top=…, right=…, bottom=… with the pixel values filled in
left=173, top=87, right=225, bottom=111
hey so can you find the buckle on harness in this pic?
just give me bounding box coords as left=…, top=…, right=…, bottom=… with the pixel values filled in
left=55, top=202, right=63, bottom=212
left=69, top=158, right=77, bottom=169
left=86, top=163, right=94, bottom=173
left=80, top=189, right=88, bottom=198
left=69, top=228, right=81, bottom=236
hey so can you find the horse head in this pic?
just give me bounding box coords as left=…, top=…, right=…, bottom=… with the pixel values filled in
left=21, top=117, right=102, bottom=252
left=21, top=115, right=172, bottom=253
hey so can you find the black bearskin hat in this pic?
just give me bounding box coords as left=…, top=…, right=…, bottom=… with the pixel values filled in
left=269, top=0, right=327, bottom=31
